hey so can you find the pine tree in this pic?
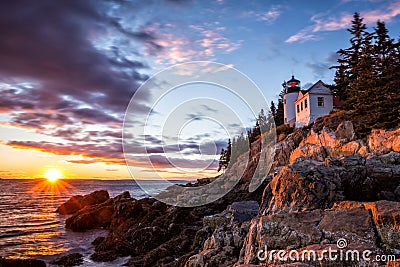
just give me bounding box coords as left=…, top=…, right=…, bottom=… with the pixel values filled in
left=269, top=100, right=284, bottom=126
left=225, top=139, right=231, bottom=166
left=258, top=108, right=268, bottom=133
left=373, top=21, right=393, bottom=72
left=230, top=132, right=249, bottom=164
left=218, top=148, right=226, bottom=172
left=217, top=139, right=232, bottom=172
left=331, top=13, right=370, bottom=105
left=275, top=98, right=284, bottom=126
left=270, top=101, right=277, bottom=121
left=371, top=21, right=400, bottom=129
left=331, top=14, right=400, bottom=134
left=351, top=26, right=374, bottom=121
left=252, top=120, right=260, bottom=141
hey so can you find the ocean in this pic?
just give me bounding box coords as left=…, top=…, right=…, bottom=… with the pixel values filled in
left=0, top=179, right=186, bottom=266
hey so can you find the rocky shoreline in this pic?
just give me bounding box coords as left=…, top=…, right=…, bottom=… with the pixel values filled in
left=3, top=119, right=399, bottom=266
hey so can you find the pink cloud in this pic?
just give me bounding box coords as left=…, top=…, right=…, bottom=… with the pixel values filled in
left=258, top=6, right=282, bottom=23
left=362, top=1, right=400, bottom=23
left=286, top=2, right=400, bottom=43
left=241, top=5, right=282, bottom=24
left=311, top=13, right=354, bottom=32
left=143, top=22, right=241, bottom=64
left=285, top=28, right=320, bottom=43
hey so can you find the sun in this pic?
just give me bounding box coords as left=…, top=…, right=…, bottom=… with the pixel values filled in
left=44, top=168, right=63, bottom=182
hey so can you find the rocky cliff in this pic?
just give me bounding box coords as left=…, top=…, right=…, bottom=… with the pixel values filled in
left=57, top=119, right=400, bottom=267
left=184, top=121, right=400, bottom=267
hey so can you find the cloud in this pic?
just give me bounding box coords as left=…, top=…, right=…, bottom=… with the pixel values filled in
left=201, top=104, right=218, bottom=113
left=144, top=22, right=241, bottom=64
left=257, top=6, right=282, bottom=23
left=242, top=5, right=283, bottom=24
left=0, top=0, right=152, bottom=134
left=306, top=52, right=340, bottom=78
left=286, top=1, right=400, bottom=43
left=4, top=132, right=222, bottom=166
left=143, top=154, right=218, bottom=170
left=361, top=1, right=400, bottom=23
left=309, top=13, right=354, bottom=33
left=285, top=28, right=320, bottom=43
left=0, top=88, right=35, bottom=113
left=7, top=140, right=125, bottom=165
left=67, top=159, right=99, bottom=165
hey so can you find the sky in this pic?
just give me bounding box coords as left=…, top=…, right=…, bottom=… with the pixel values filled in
left=0, top=0, right=399, bottom=180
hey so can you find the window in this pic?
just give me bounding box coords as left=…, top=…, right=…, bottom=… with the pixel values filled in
left=317, top=97, right=324, bottom=107
left=305, top=99, right=308, bottom=109
left=301, top=102, right=303, bottom=111
left=284, top=99, right=286, bottom=104
left=284, top=118, right=287, bottom=123
left=297, top=104, right=300, bottom=113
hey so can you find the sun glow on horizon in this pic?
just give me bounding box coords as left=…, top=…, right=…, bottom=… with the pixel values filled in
left=44, top=168, right=63, bottom=182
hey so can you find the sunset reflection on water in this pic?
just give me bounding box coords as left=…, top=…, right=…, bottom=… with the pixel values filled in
left=8, top=232, right=65, bottom=259
left=0, top=179, right=84, bottom=258
left=28, top=179, right=79, bottom=202
left=0, top=179, right=146, bottom=263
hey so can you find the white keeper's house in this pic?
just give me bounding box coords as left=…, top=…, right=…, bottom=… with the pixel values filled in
left=282, top=75, right=342, bottom=128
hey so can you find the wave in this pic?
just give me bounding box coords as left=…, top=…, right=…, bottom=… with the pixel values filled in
left=0, top=221, right=59, bottom=230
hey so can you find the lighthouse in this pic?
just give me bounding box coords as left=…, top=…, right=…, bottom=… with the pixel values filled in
left=283, top=75, right=300, bottom=127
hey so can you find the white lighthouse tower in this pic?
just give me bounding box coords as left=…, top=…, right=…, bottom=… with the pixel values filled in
left=283, top=75, right=301, bottom=127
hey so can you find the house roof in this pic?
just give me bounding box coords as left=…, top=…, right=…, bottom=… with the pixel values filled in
left=305, top=80, right=329, bottom=92
left=294, top=80, right=332, bottom=103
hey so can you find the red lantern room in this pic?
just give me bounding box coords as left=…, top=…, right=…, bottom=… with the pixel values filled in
left=282, top=75, right=301, bottom=94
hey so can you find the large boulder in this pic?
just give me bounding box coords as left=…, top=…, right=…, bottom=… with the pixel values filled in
left=0, top=257, right=46, bottom=267
left=363, top=201, right=400, bottom=249
left=368, top=128, right=400, bottom=154
left=185, top=201, right=259, bottom=267
left=65, top=199, right=114, bottom=231
left=65, top=191, right=131, bottom=232
left=260, top=160, right=345, bottom=214
left=273, top=129, right=308, bottom=168
left=50, top=253, right=83, bottom=266
left=289, top=122, right=368, bottom=164
left=56, top=190, right=109, bottom=215
left=238, top=202, right=396, bottom=266
left=334, top=121, right=356, bottom=142
left=260, top=153, right=400, bottom=215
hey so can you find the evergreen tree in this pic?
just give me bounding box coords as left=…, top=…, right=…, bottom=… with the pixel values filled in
left=373, top=21, right=393, bottom=72
left=247, top=128, right=254, bottom=143
left=275, top=95, right=285, bottom=126
left=217, top=139, right=232, bottom=172
left=275, top=89, right=286, bottom=126
left=331, top=13, right=400, bottom=134
left=270, top=101, right=277, bottom=121
left=371, top=21, right=400, bottom=129
left=258, top=108, right=268, bottom=132
left=225, top=139, right=231, bottom=166
left=331, top=12, right=370, bottom=104
left=252, top=120, right=261, bottom=141
left=229, top=132, right=249, bottom=164
left=350, top=25, right=374, bottom=119
left=217, top=148, right=226, bottom=172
